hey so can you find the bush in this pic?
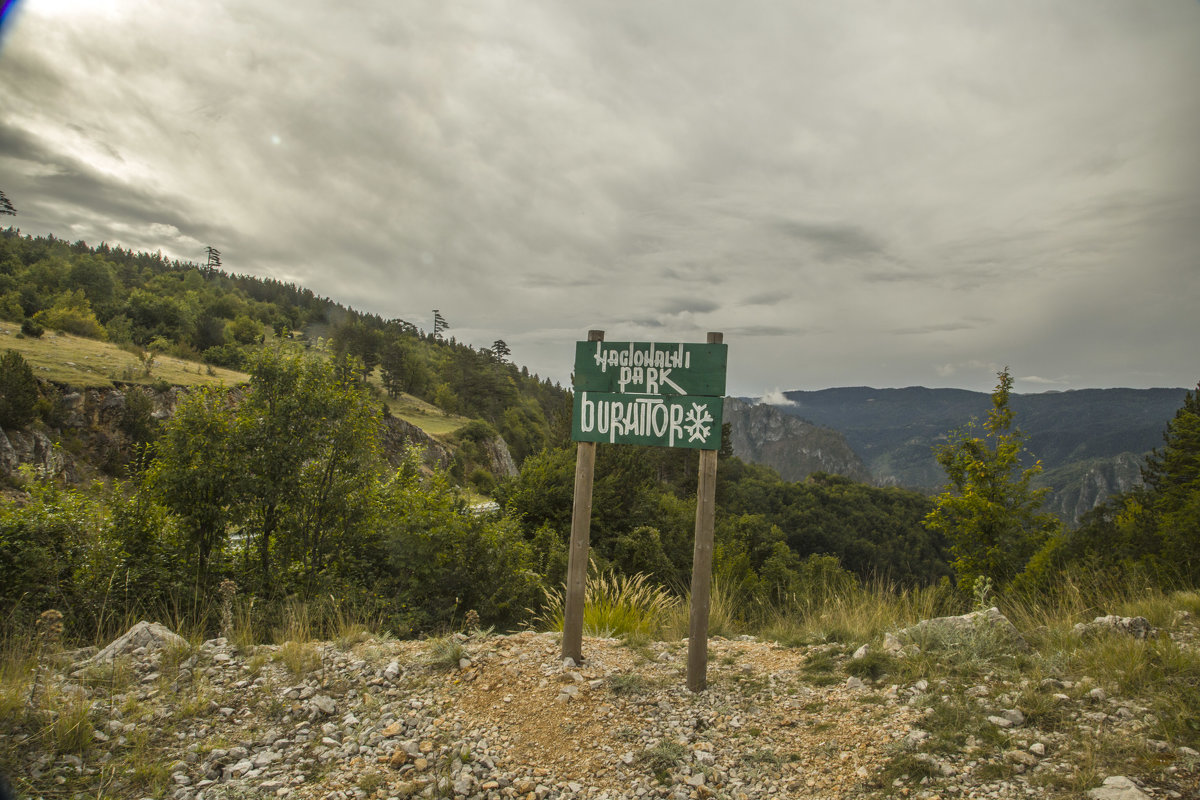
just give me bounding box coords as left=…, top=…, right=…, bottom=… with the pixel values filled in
left=0, top=480, right=95, bottom=635
left=32, top=304, right=106, bottom=340
left=19, top=318, right=43, bottom=338
left=373, top=452, right=542, bottom=634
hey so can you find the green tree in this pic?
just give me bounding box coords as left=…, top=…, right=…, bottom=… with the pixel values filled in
left=1131, top=382, right=1200, bottom=581
left=32, top=289, right=107, bottom=339
left=147, top=387, right=237, bottom=585
left=373, top=451, right=541, bottom=633
left=924, top=368, right=1059, bottom=591
left=232, top=347, right=383, bottom=593
left=228, top=314, right=262, bottom=345
left=0, top=349, right=39, bottom=429
left=0, top=479, right=94, bottom=633
left=148, top=348, right=384, bottom=593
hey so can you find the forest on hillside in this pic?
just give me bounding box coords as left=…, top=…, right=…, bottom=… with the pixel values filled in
left=1, top=228, right=1198, bottom=645
left=0, top=229, right=571, bottom=473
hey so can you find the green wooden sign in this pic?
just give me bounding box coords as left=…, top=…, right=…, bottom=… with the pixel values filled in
left=571, top=339, right=727, bottom=450
left=573, top=340, right=727, bottom=397
left=572, top=391, right=724, bottom=449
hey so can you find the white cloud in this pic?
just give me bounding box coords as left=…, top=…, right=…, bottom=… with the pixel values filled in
left=758, top=389, right=796, bottom=407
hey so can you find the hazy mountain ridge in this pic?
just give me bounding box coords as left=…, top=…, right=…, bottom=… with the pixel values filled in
left=732, top=386, right=1189, bottom=524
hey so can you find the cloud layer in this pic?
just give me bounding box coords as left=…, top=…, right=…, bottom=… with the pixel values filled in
left=2, top=1, right=1197, bottom=393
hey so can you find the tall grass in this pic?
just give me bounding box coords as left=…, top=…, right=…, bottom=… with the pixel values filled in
left=531, top=566, right=681, bottom=640
left=755, top=577, right=960, bottom=647
left=662, top=576, right=745, bottom=640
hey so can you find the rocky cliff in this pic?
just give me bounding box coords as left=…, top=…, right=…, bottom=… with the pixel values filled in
left=1037, top=452, right=1145, bottom=525
left=723, top=397, right=869, bottom=483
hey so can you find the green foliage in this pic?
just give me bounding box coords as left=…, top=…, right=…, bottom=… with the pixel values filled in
left=147, top=386, right=237, bottom=582
left=0, top=349, right=39, bottom=429
left=637, top=740, right=686, bottom=782
left=925, top=369, right=1059, bottom=591
left=148, top=346, right=384, bottom=593
left=228, top=315, right=262, bottom=345
left=424, top=636, right=466, bottom=670
left=0, top=479, right=95, bottom=632
left=373, top=453, right=541, bottom=633
left=117, top=387, right=160, bottom=447
left=32, top=290, right=107, bottom=339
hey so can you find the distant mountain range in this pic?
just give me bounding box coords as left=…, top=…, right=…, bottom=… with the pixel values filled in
left=726, top=386, right=1190, bottom=524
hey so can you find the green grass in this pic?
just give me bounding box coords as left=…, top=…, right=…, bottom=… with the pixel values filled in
left=378, top=389, right=471, bottom=437
left=276, top=641, right=322, bottom=677
left=637, top=740, right=686, bottom=783
left=607, top=673, right=655, bottom=696
left=757, top=578, right=959, bottom=650
left=533, top=566, right=681, bottom=640
left=0, top=320, right=245, bottom=388
left=424, top=636, right=465, bottom=670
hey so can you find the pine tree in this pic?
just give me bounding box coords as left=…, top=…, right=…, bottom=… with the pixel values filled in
left=0, top=350, right=39, bottom=429
left=1140, top=382, right=1200, bottom=580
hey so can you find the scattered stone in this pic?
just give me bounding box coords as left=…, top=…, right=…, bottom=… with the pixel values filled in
left=1000, top=708, right=1025, bottom=726
left=1073, top=615, right=1155, bottom=640
left=1086, top=776, right=1151, bottom=800
left=10, top=610, right=1199, bottom=800
left=308, top=695, right=336, bottom=716
left=1004, top=749, right=1039, bottom=767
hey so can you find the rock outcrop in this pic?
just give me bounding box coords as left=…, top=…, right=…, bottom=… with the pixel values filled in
left=896, top=607, right=1030, bottom=652
left=723, top=397, right=869, bottom=483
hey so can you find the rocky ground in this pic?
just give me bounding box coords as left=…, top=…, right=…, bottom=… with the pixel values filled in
left=3, top=614, right=1199, bottom=800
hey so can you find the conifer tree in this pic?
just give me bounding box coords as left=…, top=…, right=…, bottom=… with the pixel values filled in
left=1139, top=382, right=1200, bottom=580
left=0, top=350, right=38, bottom=429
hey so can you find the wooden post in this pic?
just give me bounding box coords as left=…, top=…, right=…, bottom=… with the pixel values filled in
left=562, top=329, right=603, bottom=665
left=687, top=331, right=722, bottom=692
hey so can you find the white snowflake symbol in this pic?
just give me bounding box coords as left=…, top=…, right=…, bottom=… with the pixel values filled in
left=684, top=402, right=714, bottom=443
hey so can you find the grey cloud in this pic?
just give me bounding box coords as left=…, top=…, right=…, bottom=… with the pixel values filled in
left=771, top=218, right=887, bottom=263
left=891, top=321, right=985, bottom=336
left=1, top=1, right=1197, bottom=393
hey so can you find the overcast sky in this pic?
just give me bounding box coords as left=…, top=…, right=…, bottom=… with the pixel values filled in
left=2, top=1, right=1197, bottom=397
